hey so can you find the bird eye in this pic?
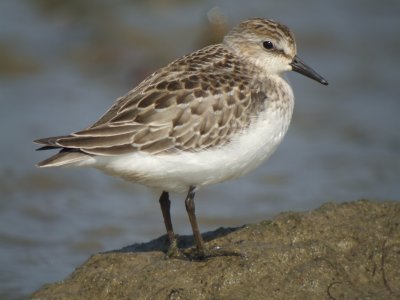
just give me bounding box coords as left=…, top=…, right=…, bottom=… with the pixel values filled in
left=263, top=41, right=274, bottom=50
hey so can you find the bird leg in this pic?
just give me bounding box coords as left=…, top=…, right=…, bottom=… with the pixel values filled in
left=184, top=186, right=206, bottom=256
left=159, top=191, right=180, bottom=257
left=161, top=188, right=240, bottom=260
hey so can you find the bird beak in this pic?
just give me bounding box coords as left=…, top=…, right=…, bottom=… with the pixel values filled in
left=290, top=55, right=328, bottom=85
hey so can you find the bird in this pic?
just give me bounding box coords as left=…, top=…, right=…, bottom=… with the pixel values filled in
left=35, top=18, right=328, bottom=258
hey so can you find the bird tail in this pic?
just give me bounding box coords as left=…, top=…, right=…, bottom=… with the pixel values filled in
left=34, top=136, right=92, bottom=168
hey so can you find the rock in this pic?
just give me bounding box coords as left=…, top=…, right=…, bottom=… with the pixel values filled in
left=31, top=200, right=400, bottom=299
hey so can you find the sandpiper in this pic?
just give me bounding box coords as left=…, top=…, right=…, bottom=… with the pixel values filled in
left=35, top=18, right=328, bottom=257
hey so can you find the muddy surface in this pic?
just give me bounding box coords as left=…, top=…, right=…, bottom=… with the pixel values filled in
left=32, top=200, right=400, bottom=299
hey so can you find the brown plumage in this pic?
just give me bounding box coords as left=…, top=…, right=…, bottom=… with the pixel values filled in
left=35, top=44, right=267, bottom=163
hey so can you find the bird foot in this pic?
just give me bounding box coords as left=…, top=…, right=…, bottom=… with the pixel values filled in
left=163, top=236, right=186, bottom=259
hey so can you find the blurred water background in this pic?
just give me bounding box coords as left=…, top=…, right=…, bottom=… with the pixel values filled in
left=1, top=0, right=399, bottom=298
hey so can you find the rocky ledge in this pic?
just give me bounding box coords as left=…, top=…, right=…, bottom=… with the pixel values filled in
left=32, top=200, right=400, bottom=299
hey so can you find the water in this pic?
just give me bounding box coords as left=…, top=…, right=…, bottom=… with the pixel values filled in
left=1, top=0, right=399, bottom=298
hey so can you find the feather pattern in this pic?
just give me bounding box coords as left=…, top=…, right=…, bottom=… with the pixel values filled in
left=35, top=44, right=268, bottom=157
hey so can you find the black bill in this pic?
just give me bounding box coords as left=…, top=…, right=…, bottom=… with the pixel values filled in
left=290, top=55, right=328, bottom=85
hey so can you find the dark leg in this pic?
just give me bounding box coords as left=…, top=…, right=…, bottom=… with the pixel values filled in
left=184, top=186, right=205, bottom=255
left=159, top=191, right=180, bottom=256
left=159, top=191, right=175, bottom=243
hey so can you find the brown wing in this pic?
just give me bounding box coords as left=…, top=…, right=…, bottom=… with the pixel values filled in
left=35, top=44, right=266, bottom=156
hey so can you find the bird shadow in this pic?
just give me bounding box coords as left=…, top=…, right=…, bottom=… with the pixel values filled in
left=106, top=226, right=243, bottom=254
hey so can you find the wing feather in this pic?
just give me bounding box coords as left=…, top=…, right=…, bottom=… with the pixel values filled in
left=35, top=44, right=267, bottom=157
